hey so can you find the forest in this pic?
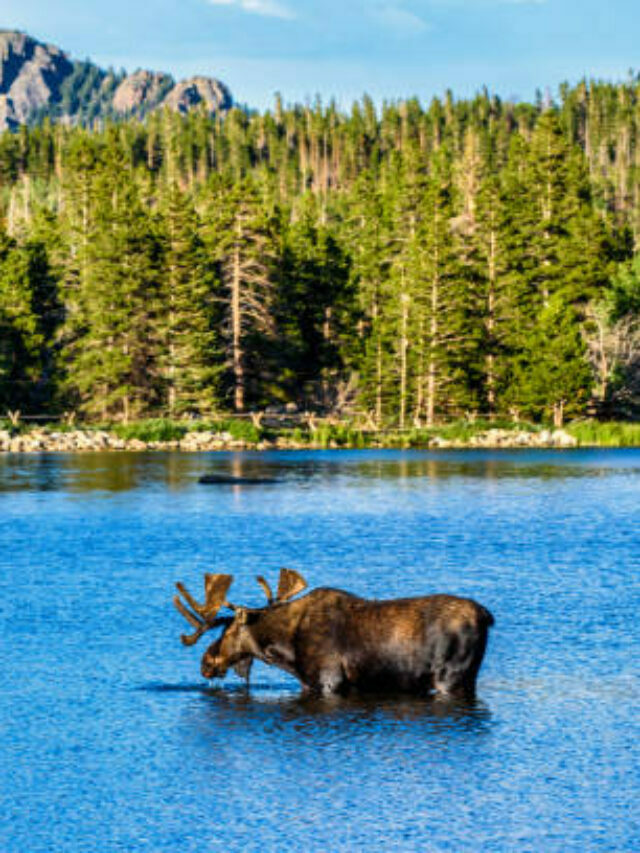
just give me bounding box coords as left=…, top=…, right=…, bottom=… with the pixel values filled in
left=1, top=80, right=640, bottom=427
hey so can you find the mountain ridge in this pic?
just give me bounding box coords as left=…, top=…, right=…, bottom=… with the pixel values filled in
left=0, top=29, right=233, bottom=129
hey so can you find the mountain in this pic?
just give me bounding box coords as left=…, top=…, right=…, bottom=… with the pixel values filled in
left=0, top=30, right=233, bottom=129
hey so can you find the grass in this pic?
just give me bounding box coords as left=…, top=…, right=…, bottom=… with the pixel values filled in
left=5, top=415, right=640, bottom=447
left=566, top=420, right=640, bottom=447
left=112, top=419, right=188, bottom=442
left=189, top=418, right=264, bottom=443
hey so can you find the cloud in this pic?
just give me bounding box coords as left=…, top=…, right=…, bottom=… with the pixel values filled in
left=372, top=3, right=430, bottom=34
left=207, top=0, right=295, bottom=20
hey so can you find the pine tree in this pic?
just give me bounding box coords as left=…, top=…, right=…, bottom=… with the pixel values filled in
left=0, top=228, right=44, bottom=411
left=159, top=182, right=220, bottom=415
left=279, top=197, right=352, bottom=408
left=412, top=149, right=472, bottom=425
left=511, top=297, right=593, bottom=426
left=63, top=141, right=161, bottom=420
left=344, top=170, right=394, bottom=424
left=202, top=177, right=279, bottom=411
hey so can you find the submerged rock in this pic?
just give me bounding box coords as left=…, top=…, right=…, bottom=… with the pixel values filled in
left=198, top=474, right=280, bottom=485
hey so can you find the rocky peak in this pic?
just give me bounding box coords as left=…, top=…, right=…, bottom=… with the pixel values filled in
left=162, top=76, right=232, bottom=116
left=0, top=95, right=18, bottom=131
left=0, top=30, right=73, bottom=124
left=112, top=69, right=174, bottom=115
left=0, top=30, right=233, bottom=130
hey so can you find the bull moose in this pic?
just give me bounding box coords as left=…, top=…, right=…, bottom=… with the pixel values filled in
left=173, top=569, right=494, bottom=697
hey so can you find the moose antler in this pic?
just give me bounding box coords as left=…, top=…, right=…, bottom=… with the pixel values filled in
left=255, top=569, right=307, bottom=606
left=256, top=575, right=274, bottom=604
left=173, top=573, right=233, bottom=646
left=276, top=568, right=307, bottom=602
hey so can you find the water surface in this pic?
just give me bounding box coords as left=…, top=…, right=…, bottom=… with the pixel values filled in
left=1, top=449, right=638, bottom=851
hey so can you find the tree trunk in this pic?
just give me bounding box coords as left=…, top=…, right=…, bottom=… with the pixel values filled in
left=232, top=242, right=244, bottom=412
left=426, top=269, right=439, bottom=428
left=553, top=399, right=564, bottom=428
left=486, top=226, right=497, bottom=415
left=399, top=291, right=409, bottom=429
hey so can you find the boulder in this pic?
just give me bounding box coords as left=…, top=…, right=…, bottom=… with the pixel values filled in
left=161, top=76, right=232, bottom=117
left=112, top=69, right=173, bottom=115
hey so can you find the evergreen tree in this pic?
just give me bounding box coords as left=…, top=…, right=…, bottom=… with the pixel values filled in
left=202, top=177, right=279, bottom=411
left=279, top=198, right=352, bottom=408
left=0, top=84, right=637, bottom=423
left=343, top=170, right=394, bottom=424
left=159, top=182, right=219, bottom=415
left=510, top=298, right=593, bottom=426
left=0, top=228, right=44, bottom=411
left=63, top=142, right=161, bottom=420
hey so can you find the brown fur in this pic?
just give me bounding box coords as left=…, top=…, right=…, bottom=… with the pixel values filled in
left=199, top=587, right=494, bottom=698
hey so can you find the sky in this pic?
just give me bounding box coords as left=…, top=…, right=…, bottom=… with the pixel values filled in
left=2, top=0, right=640, bottom=110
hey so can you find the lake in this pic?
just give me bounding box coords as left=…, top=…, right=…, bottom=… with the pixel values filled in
left=1, top=449, right=638, bottom=851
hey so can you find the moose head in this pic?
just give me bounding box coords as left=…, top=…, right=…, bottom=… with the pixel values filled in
left=173, top=568, right=308, bottom=681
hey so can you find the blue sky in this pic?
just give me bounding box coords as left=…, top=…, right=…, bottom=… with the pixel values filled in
left=2, top=1, right=639, bottom=109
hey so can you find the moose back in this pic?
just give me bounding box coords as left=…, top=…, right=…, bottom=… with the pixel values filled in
left=173, top=569, right=494, bottom=697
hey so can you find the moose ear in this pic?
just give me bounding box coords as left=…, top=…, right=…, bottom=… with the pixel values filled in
left=276, top=568, right=307, bottom=602
left=256, top=575, right=274, bottom=604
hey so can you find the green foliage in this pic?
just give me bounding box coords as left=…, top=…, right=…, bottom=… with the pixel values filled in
left=508, top=298, right=593, bottom=425
left=610, top=254, right=640, bottom=319
left=566, top=421, right=640, bottom=447
left=1, top=83, right=640, bottom=425
left=311, top=424, right=371, bottom=448
left=112, top=419, right=187, bottom=442
left=190, top=418, right=263, bottom=443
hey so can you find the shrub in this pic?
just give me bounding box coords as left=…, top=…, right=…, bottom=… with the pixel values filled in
left=189, top=418, right=263, bottom=443
left=566, top=420, right=640, bottom=447
left=112, top=419, right=188, bottom=442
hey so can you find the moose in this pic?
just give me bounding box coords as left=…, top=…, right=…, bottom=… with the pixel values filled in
left=173, top=569, right=494, bottom=697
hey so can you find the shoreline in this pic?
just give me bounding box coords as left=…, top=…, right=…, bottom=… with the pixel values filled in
left=0, top=426, right=586, bottom=453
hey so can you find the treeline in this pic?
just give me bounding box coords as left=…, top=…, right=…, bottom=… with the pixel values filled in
left=1, top=81, right=640, bottom=425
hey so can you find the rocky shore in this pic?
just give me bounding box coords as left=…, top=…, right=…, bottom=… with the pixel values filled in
left=0, top=426, right=578, bottom=453
left=429, top=428, right=577, bottom=449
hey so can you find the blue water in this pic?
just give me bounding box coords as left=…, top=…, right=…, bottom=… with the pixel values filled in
left=1, top=449, right=638, bottom=852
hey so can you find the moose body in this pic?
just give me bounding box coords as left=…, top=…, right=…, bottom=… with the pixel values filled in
left=174, top=571, right=494, bottom=697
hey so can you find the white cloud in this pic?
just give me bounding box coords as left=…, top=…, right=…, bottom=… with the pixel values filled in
left=207, top=0, right=295, bottom=20
left=372, top=3, right=430, bottom=34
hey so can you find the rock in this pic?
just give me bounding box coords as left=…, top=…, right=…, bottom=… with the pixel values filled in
left=0, top=30, right=73, bottom=124
left=112, top=69, right=173, bottom=115
left=162, top=77, right=232, bottom=117
left=429, top=436, right=452, bottom=448
left=0, top=30, right=233, bottom=129
left=0, top=94, right=18, bottom=130
left=198, top=474, right=280, bottom=485
left=551, top=429, right=577, bottom=448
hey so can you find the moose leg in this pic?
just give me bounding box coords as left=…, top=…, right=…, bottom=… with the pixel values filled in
left=432, top=625, right=486, bottom=698
left=298, top=654, right=348, bottom=696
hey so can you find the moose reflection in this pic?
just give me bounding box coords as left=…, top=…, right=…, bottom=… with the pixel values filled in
left=173, top=569, right=494, bottom=698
